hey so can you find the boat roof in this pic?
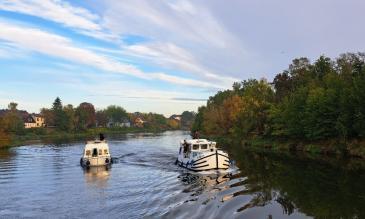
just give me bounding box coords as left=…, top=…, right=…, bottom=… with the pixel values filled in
left=84, top=140, right=109, bottom=150
left=181, top=139, right=215, bottom=145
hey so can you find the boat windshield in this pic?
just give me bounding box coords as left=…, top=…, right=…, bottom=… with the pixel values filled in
left=92, top=148, right=98, bottom=157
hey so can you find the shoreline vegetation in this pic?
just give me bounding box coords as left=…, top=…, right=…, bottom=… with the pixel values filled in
left=192, top=53, right=365, bottom=159
left=8, top=127, right=177, bottom=148
left=0, top=98, right=195, bottom=149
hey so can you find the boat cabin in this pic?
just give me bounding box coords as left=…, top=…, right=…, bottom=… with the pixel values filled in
left=80, top=135, right=112, bottom=167
left=83, top=140, right=110, bottom=159
left=179, top=139, right=216, bottom=157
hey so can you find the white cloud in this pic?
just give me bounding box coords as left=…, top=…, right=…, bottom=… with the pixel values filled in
left=0, top=21, right=225, bottom=89
left=0, top=0, right=248, bottom=84
left=124, top=42, right=238, bottom=86
left=0, top=0, right=116, bottom=40
left=100, top=0, right=248, bottom=81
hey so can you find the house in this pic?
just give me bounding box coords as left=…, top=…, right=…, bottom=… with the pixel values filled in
left=121, top=119, right=131, bottom=128
left=169, top=114, right=182, bottom=121
left=24, top=114, right=45, bottom=128
left=107, top=118, right=131, bottom=128
left=134, top=117, right=145, bottom=128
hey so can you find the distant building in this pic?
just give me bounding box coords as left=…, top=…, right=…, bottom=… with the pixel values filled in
left=134, top=117, right=145, bottom=128
left=107, top=118, right=131, bottom=128
left=24, top=114, right=45, bottom=128
left=169, top=114, right=182, bottom=121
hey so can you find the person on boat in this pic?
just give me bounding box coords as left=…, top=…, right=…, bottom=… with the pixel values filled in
left=183, top=140, right=188, bottom=153
left=193, top=131, right=200, bottom=139
left=99, top=133, right=105, bottom=141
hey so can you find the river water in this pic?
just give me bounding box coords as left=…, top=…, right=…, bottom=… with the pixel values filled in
left=0, top=131, right=364, bottom=219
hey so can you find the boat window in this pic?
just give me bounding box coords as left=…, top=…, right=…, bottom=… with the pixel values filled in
left=99, top=149, right=103, bottom=155
left=85, top=150, right=91, bottom=156
left=200, top=144, right=208, bottom=150
left=192, top=144, right=199, bottom=150
left=92, top=148, right=98, bottom=157
left=104, top=149, right=108, bottom=155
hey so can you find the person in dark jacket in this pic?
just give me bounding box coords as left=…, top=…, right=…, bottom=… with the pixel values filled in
left=193, top=131, right=200, bottom=139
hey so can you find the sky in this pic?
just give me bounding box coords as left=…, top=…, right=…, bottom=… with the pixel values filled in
left=0, top=0, right=364, bottom=116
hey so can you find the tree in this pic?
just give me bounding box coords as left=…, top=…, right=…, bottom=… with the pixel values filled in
left=180, top=111, right=196, bottom=129
left=234, top=80, right=274, bottom=136
left=96, top=110, right=108, bottom=127
left=76, top=102, right=96, bottom=130
left=105, top=105, right=128, bottom=124
left=40, top=108, right=54, bottom=127
left=63, top=104, right=76, bottom=131
left=167, top=118, right=180, bottom=129
left=0, top=117, right=10, bottom=148
left=1, top=102, right=24, bottom=135
left=8, top=102, right=18, bottom=111
left=52, top=97, right=62, bottom=111
left=52, top=97, right=68, bottom=131
left=273, top=71, right=292, bottom=101
left=192, top=106, right=206, bottom=133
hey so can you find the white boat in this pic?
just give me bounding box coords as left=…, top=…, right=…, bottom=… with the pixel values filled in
left=80, top=140, right=111, bottom=167
left=176, top=139, right=230, bottom=171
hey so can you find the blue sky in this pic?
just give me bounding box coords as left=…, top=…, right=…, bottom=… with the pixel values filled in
left=1, top=0, right=364, bottom=116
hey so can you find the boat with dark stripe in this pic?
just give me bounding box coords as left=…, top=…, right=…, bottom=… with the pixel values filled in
left=176, top=139, right=230, bottom=171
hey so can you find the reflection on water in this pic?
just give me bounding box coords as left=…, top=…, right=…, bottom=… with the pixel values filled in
left=165, top=148, right=365, bottom=219
left=0, top=131, right=364, bottom=219
left=83, top=166, right=111, bottom=188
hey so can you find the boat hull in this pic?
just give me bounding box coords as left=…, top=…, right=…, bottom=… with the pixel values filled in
left=80, top=156, right=111, bottom=167
left=177, top=150, right=230, bottom=171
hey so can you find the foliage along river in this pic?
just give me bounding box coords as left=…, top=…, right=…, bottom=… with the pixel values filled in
left=0, top=131, right=364, bottom=219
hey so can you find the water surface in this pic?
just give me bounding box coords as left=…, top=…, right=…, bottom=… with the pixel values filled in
left=0, top=131, right=364, bottom=218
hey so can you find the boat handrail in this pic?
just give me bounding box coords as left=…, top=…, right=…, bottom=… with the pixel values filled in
left=86, top=140, right=107, bottom=144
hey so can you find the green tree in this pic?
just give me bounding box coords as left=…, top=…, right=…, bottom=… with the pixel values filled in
left=8, top=102, right=18, bottom=111
left=2, top=102, right=24, bottom=135
left=105, top=105, right=128, bottom=124
left=234, top=80, right=274, bottom=137
left=76, top=102, right=96, bottom=130
left=63, top=104, right=76, bottom=131
left=96, top=110, right=108, bottom=127
left=52, top=97, right=68, bottom=131
left=180, top=111, right=196, bottom=129
left=0, top=117, right=10, bottom=148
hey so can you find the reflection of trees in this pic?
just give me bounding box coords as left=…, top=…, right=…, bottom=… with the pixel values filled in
left=178, top=172, right=231, bottom=196
left=0, top=148, right=15, bottom=161
left=229, top=147, right=365, bottom=218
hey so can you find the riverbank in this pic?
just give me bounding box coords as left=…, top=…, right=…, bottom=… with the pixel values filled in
left=3, top=127, right=177, bottom=148
left=211, top=135, right=365, bottom=159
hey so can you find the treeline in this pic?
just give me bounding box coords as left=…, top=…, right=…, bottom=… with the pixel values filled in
left=192, top=53, right=365, bottom=155
left=0, top=97, right=196, bottom=147
left=40, top=97, right=195, bottom=131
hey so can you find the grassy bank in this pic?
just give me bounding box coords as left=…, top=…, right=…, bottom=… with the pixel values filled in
left=207, top=135, right=365, bottom=159
left=4, top=127, right=174, bottom=148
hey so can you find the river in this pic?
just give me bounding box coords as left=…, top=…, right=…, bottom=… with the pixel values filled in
left=0, top=131, right=364, bottom=218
